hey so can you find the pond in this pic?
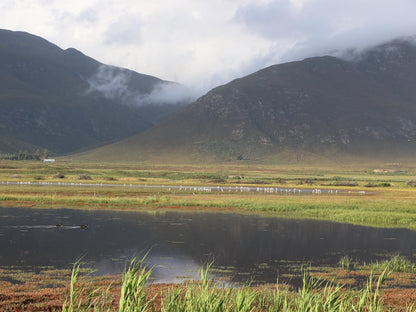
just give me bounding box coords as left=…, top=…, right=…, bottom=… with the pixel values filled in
left=0, top=207, right=415, bottom=284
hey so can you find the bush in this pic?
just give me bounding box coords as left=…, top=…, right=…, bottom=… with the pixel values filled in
left=298, top=178, right=314, bottom=185
left=78, top=174, right=92, bottom=180
left=332, top=181, right=358, bottom=187
left=275, top=178, right=286, bottom=184
left=104, top=176, right=118, bottom=181
left=406, top=180, right=416, bottom=187
left=365, top=182, right=391, bottom=187
left=252, top=180, right=271, bottom=185
left=209, top=178, right=226, bottom=183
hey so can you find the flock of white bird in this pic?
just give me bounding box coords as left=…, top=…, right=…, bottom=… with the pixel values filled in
left=0, top=181, right=366, bottom=195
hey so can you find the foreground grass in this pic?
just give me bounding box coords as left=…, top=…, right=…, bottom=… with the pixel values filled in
left=61, top=258, right=415, bottom=312
left=1, top=256, right=415, bottom=311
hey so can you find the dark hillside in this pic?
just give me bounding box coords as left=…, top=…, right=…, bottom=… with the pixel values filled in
left=82, top=38, right=416, bottom=163
left=0, top=29, right=185, bottom=155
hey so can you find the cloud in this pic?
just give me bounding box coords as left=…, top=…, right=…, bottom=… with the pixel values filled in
left=105, top=14, right=142, bottom=45
left=87, top=65, right=132, bottom=101
left=234, top=0, right=416, bottom=63
left=87, top=65, right=199, bottom=106
left=139, top=83, right=201, bottom=105
left=1, top=0, right=416, bottom=92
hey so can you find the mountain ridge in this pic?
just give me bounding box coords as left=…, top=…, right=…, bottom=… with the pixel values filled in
left=80, top=38, right=416, bottom=163
left=0, top=29, right=186, bottom=155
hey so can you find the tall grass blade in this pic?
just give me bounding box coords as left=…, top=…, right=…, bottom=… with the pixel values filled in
left=118, top=256, right=154, bottom=312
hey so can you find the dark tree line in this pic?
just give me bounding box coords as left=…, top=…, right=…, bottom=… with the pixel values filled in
left=0, top=149, right=50, bottom=160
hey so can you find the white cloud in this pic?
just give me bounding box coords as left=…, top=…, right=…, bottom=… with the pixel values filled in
left=87, top=65, right=200, bottom=106
left=235, top=0, right=416, bottom=63
left=1, top=0, right=416, bottom=95
left=104, top=14, right=142, bottom=45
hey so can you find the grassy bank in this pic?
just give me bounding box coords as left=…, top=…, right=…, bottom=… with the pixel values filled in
left=1, top=189, right=416, bottom=229
left=1, top=160, right=416, bottom=230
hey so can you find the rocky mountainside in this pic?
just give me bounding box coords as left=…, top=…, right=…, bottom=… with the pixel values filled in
left=0, top=29, right=186, bottom=155
left=83, top=38, right=416, bottom=163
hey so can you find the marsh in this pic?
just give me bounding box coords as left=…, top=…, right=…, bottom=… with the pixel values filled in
left=1, top=207, right=415, bottom=284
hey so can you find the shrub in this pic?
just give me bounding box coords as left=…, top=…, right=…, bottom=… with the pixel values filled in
left=365, top=182, right=391, bottom=187
left=104, top=176, right=118, bottom=181
left=298, top=178, right=314, bottom=185
left=78, top=174, right=92, bottom=180
left=332, top=181, right=358, bottom=187
left=406, top=180, right=416, bottom=187
left=275, top=178, right=286, bottom=184
left=252, top=180, right=271, bottom=185
left=209, top=178, right=226, bottom=183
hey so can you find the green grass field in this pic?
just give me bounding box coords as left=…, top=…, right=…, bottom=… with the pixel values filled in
left=0, top=161, right=416, bottom=229
left=1, top=160, right=416, bottom=229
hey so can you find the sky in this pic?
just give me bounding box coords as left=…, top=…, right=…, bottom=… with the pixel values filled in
left=2, top=0, right=416, bottom=95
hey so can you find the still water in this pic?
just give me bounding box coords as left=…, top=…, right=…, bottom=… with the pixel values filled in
left=0, top=207, right=415, bottom=284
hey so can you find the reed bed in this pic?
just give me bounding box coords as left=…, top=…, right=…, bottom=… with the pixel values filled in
left=61, top=260, right=415, bottom=312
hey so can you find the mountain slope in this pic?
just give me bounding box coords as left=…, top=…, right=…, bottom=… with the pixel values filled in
left=0, top=29, right=186, bottom=155
left=82, top=38, right=416, bottom=163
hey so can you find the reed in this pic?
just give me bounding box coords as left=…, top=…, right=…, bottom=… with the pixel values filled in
left=118, top=257, right=154, bottom=312
left=62, top=260, right=112, bottom=312
left=367, top=255, right=416, bottom=273
left=338, top=255, right=355, bottom=270
left=61, top=259, right=415, bottom=312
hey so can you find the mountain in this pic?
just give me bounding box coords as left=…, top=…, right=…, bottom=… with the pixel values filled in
left=0, top=29, right=187, bottom=155
left=81, top=37, right=416, bottom=163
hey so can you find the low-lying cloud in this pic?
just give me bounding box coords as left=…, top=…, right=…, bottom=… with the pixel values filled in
left=139, top=82, right=201, bottom=106
left=87, top=65, right=200, bottom=106
left=87, top=65, right=132, bottom=101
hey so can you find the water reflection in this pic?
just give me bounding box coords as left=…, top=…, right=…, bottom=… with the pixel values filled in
left=0, top=207, right=415, bottom=284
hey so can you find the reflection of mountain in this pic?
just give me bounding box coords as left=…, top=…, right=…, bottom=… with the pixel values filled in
left=1, top=208, right=416, bottom=283
left=148, top=212, right=416, bottom=266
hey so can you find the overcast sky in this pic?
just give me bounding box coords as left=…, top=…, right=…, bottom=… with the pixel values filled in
left=2, top=0, right=416, bottom=93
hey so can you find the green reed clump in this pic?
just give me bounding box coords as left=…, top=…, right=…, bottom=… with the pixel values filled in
left=354, top=269, right=390, bottom=312
left=338, top=255, right=356, bottom=270
left=368, top=255, right=416, bottom=273
left=289, top=267, right=348, bottom=311
left=161, top=262, right=231, bottom=312
left=62, top=258, right=413, bottom=312
left=118, top=257, right=154, bottom=312
left=62, top=260, right=112, bottom=312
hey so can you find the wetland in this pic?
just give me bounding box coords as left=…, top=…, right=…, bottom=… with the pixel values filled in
left=1, top=207, right=416, bottom=284
left=0, top=161, right=416, bottom=310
